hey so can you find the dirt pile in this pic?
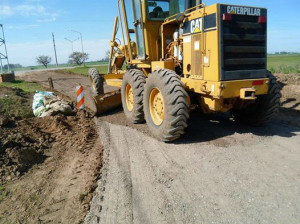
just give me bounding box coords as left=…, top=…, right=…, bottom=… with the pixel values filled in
left=1, top=118, right=52, bottom=181
left=0, top=112, right=103, bottom=223
left=275, top=73, right=300, bottom=103
left=0, top=86, right=103, bottom=224
left=0, top=87, right=45, bottom=182
left=275, top=73, right=300, bottom=86
left=0, top=126, right=47, bottom=180
left=274, top=73, right=300, bottom=126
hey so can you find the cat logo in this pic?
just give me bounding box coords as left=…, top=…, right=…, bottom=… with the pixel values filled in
left=190, top=18, right=202, bottom=34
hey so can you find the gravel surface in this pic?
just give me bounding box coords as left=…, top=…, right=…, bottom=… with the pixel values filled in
left=19, top=71, right=300, bottom=224
left=86, top=117, right=300, bottom=224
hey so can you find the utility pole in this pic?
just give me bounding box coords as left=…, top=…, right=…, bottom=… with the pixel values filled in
left=0, top=24, right=10, bottom=72
left=52, top=32, right=58, bottom=67
left=71, top=30, right=85, bottom=66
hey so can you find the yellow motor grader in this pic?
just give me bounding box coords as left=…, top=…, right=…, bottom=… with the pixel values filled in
left=89, top=0, right=281, bottom=141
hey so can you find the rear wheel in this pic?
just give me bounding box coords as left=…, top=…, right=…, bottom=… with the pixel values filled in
left=121, top=69, right=146, bottom=123
left=231, top=71, right=281, bottom=126
left=143, top=69, right=189, bottom=142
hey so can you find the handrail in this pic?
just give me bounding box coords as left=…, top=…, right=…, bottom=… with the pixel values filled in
left=108, top=16, right=119, bottom=73
left=118, top=0, right=132, bottom=63
left=117, top=0, right=126, bottom=47
left=164, top=14, right=178, bottom=22
left=164, top=3, right=206, bottom=23
left=184, top=3, right=205, bottom=14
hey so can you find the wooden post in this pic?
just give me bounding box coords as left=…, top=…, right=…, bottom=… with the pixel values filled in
left=48, top=77, right=54, bottom=89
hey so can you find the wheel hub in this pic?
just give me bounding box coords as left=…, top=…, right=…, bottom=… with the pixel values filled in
left=125, top=84, right=134, bottom=111
left=149, top=88, right=164, bottom=126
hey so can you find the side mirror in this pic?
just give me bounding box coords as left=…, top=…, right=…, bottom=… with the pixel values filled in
left=176, top=13, right=185, bottom=24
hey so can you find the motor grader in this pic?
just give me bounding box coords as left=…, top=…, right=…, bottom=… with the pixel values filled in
left=89, top=0, right=281, bottom=142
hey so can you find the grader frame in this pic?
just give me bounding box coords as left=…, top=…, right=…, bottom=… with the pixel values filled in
left=90, top=0, right=281, bottom=141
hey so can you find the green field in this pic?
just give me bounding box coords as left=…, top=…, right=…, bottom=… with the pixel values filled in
left=267, top=54, right=300, bottom=74
left=0, top=80, right=43, bottom=93
left=54, top=54, right=300, bottom=77
left=63, top=64, right=131, bottom=76
left=11, top=61, right=108, bottom=72
left=63, top=65, right=108, bottom=76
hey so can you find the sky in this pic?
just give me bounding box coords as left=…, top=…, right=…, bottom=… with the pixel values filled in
left=0, top=0, right=300, bottom=66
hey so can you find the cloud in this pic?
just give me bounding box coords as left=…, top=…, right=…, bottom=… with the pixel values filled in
left=0, top=5, right=14, bottom=16
left=36, top=13, right=58, bottom=23
left=0, top=3, right=59, bottom=22
left=7, top=24, right=40, bottom=30
left=15, top=4, right=45, bottom=16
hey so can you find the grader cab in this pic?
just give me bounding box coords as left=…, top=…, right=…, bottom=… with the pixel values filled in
left=90, top=0, right=281, bottom=141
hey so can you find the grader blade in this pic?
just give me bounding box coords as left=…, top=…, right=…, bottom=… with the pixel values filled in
left=93, top=90, right=122, bottom=115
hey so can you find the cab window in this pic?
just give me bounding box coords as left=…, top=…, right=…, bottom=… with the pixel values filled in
left=146, top=0, right=186, bottom=21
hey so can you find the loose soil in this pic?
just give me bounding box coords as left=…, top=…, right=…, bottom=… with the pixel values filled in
left=0, top=86, right=102, bottom=224
left=17, top=70, right=300, bottom=224
left=275, top=73, right=300, bottom=126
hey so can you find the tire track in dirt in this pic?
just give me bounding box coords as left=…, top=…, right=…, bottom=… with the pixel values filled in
left=16, top=71, right=300, bottom=223
left=85, top=119, right=134, bottom=224
left=87, top=119, right=300, bottom=224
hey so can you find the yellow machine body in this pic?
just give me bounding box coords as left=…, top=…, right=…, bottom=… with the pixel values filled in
left=101, top=0, right=269, bottom=114
left=105, top=0, right=269, bottom=113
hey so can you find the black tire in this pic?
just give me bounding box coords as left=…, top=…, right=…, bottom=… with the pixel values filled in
left=89, top=68, right=104, bottom=95
left=231, top=71, right=281, bottom=126
left=121, top=69, right=146, bottom=123
left=143, top=69, right=189, bottom=142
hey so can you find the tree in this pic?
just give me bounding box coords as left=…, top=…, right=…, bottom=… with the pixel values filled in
left=104, top=50, right=110, bottom=61
left=98, top=50, right=110, bottom=62
left=68, top=51, right=89, bottom=65
left=3, top=64, right=22, bottom=69
left=36, top=55, right=52, bottom=68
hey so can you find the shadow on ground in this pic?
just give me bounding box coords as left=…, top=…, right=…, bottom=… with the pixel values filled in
left=175, top=110, right=300, bottom=144
left=98, top=106, right=300, bottom=146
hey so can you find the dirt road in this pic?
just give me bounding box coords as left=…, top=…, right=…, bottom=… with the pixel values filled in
left=19, top=71, right=300, bottom=224
left=20, top=70, right=117, bottom=111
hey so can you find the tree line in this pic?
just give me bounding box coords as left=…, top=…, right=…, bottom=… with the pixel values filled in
left=36, top=50, right=110, bottom=68
left=274, top=52, right=299, bottom=55
left=3, top=64, right=23, bottom=69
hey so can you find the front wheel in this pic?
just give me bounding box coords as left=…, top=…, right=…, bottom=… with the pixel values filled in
left=89, top=68, right=104, bottom=95
left=143, top=69, right=189, bottom=142
left=121, top=69, right=146, bottom=123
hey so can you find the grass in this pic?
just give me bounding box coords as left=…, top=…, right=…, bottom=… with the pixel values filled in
left=57, top=55, right=300, bottom=76
left=0, top=80, right=44, bottom=118
left=268, top=54, right=300, bottom=74
left=0, top=80, right=43, bottom=93
left=11, top=61, right=108, bottom=72
left=0, top=95, right=33, bottom=118
left=61, top=65, right=108, bottom=76
left=30, top=194, right=40, bottom=202
left=0, top=185, right=5, bottom=202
